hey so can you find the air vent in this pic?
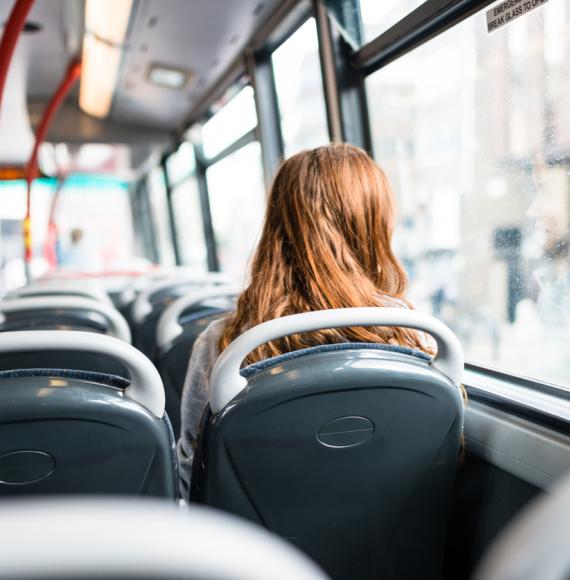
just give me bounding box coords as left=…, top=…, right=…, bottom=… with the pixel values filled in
left=1, top=21, right=42, bottom=33
left=23, top=21, right=42, bottom=33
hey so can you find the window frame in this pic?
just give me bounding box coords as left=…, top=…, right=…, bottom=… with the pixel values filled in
left=130, top=177, right=159, bottom=264
left=193, top=82, right=266, bottom=274
left=351, top=0, right=496, bottom=75
left=162, top=149, right=218, bottom=271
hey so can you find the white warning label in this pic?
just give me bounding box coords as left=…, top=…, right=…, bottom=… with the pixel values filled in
left=486, top=0, right=550, bottom=32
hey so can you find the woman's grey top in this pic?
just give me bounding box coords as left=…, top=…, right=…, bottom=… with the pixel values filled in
left=178, top=316, right=226, bottom=499
left=177, top=299, right=436, bottom=498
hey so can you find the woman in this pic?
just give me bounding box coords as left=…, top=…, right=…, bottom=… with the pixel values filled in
left=178, top=143, right=437, bottom=497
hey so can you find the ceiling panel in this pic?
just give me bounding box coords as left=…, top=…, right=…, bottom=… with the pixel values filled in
left=0, top=0, right=76, bottom=98
left=0, top=0, right=75, bottom=163
left=0, top=0, right=285, bottom=157
left=111, top=0, right=283, bottom=131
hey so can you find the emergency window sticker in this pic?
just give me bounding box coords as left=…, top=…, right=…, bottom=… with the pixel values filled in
left=486, top=0, right=550, bottom=32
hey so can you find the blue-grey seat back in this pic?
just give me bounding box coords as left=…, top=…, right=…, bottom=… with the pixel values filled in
left=192, top=344, right=463, bottom=580
left=0, top=369, right=177, bottom=498
left=0, top=308, right=109, bottom=334
left=132, top=287, right=186, bottom=356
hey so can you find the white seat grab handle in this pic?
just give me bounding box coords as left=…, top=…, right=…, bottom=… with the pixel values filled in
left=210, top=307, right=464, bottom=414
left=0, top=296, right=131, bottom=343
left=0, top=499, right=329, bottom=579
left=0, top=331, right=165, bottom=418
left=10, top=284, right=113, bottom=306
left=156, top=285, right=240, bottom=351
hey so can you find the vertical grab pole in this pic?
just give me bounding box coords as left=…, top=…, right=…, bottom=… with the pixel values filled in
left=24, top=59, right=81, bottom=281
left=0, top=0, right=35, bottom=115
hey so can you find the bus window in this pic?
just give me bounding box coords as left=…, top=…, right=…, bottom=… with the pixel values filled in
left=206, top=141, right=265, bottom=279
left=170, top=174, right=208, bottom=272
left=359, top=0, right=426, bottom=43
left=365, top=0, right=569, bottom=388
left=272, top=18, right=329, bottom=156
left=0, top=179, right=53, bottom=287
left=201, top=86, right=257, bottom=159
left=166, top=142, right=196, bottom=186
left=147, top=167, right=175, bottom=266
left=56, top=177, right=137, bottom=271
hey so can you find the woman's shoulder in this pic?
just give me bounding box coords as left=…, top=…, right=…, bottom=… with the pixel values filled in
left=203, top=314, right=229, bottom=335
left=186, top=315, right=231, bottom=373
left=196, top=315, right=230, bottom=349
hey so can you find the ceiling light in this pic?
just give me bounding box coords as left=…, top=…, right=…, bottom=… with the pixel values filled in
left=85, top=0, right=132, bottom=45
left=148, top=64, right=192, bottom=89
left=79, top=0, right=133, bottom=119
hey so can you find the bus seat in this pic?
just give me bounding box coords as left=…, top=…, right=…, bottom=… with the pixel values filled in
left=0, top=499, right=328, bottom=579
left=473, top=472, right=570, bottom=580
left=131, top=275, right=231, bottom=357
left=0, top=331, right=176, bottom=498
left=154, top=286, right=238, bottom=438
left=5, top=281, right=114, bottom=306
left=0, top=297, right=132, bottom=376
left=191, top=308, right=464, bottom=580
left=0, top=296, right=131, bottom=342
left=117, top=268, right=230, bottom=313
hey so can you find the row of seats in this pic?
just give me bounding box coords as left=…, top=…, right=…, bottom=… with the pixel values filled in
left=0, top=272, right=237, bottom=496
left=122, top=276, right=238, bottom=436
left=118, top=273, right=466, bottom=580
left=0, top=274, right=565, bottom=579
left=0, top=278, right=178, bottom=498
left=2, top=272, right=466, bottom=579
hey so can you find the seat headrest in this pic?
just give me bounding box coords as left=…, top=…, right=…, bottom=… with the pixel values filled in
left=0, top=368, right=130, bottom=388
left=240, top=342, right=431, bottom=378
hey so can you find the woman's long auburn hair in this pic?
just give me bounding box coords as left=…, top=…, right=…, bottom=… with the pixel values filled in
left=219, top=143, right=435, bottom=365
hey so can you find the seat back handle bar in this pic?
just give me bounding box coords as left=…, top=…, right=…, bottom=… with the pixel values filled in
left=210, top=307, right=464, bottom=414
left=0, top=330, right=164, bottom=417
left=156, top=284, right=240, bottom=350
left=0, top=296, right=132, bottom=343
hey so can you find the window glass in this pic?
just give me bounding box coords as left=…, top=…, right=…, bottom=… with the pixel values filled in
left=147, top=167, right=175, bottom=266
left=0, top=176, right=146, bottom=286
left=0, top=178, right=54, bottom=287
left=171, top=176, right=208, bottom=271
left=359, top=0, right=426, bottom=43
left=57, top=177, right=136, bottom=270
left=206, top=142, right=266, bottom=279
left=366, top=0, right=570, bottom=388
left=272, top=18, right=329, bottom=156
left=201, top=86, right=257, bottom=159
left=166, top=142, right=196, bottom=186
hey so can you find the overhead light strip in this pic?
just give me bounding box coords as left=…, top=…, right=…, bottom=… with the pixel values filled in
left=79, top=0, right=133, bottom=119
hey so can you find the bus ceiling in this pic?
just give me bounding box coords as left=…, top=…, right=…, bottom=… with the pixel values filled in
left=0, top=0, right=285, bottom=172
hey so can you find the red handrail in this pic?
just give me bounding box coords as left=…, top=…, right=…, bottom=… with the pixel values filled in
left=24, top=59, right=81, bottom=267
left=0, top=0, right=35, bottom=115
